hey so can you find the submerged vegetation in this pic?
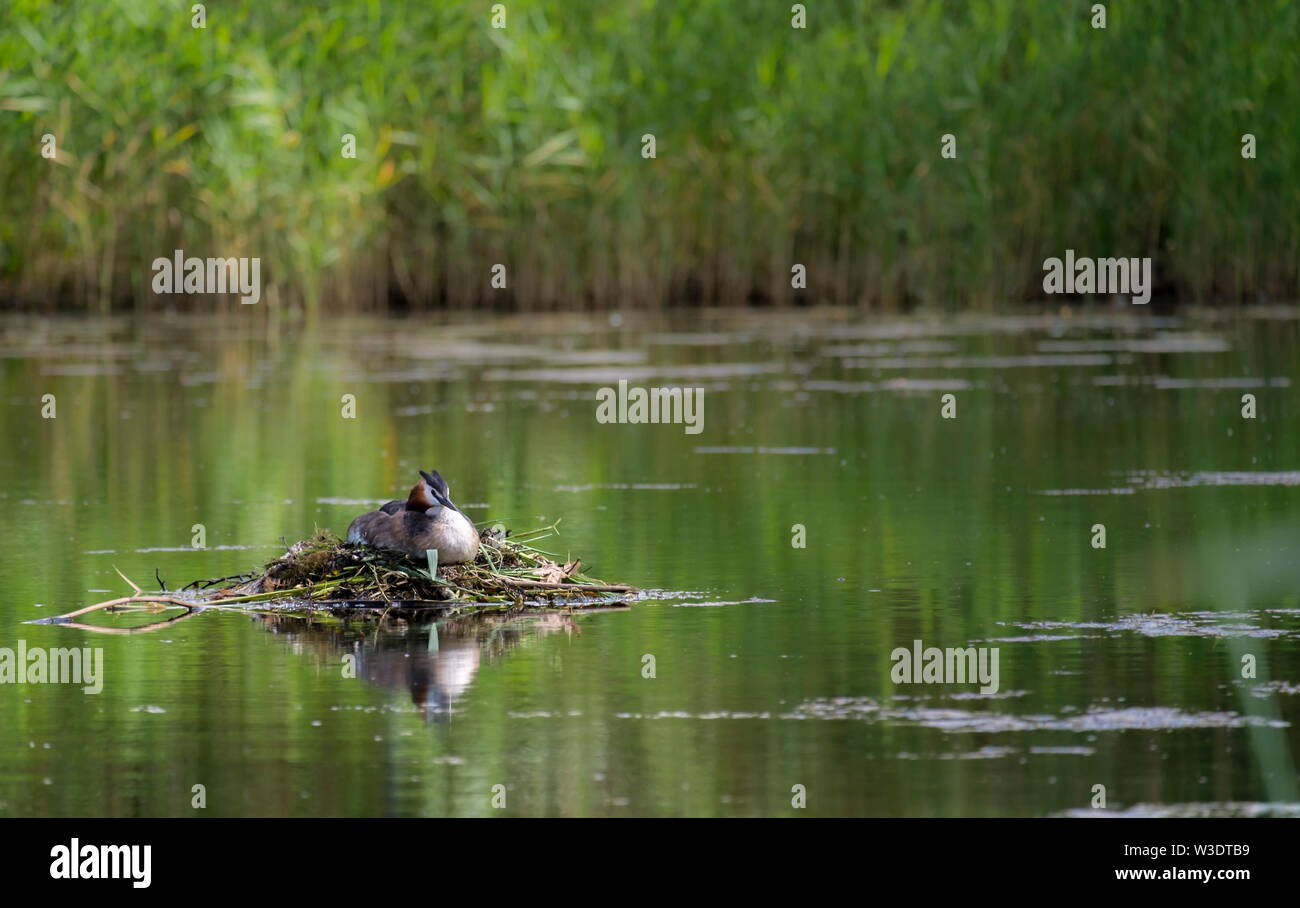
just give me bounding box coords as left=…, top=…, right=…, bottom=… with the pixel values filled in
left=2, top=0, right=1298, bottom=311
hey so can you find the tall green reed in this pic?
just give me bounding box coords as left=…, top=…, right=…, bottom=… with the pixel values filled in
left=0, top=0, right=1296, bottom=312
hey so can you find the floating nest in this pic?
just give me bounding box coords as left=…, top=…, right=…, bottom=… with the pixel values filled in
left=35, top=522, right=638, bottom=631
left=194, top=522, right=636, bottom=612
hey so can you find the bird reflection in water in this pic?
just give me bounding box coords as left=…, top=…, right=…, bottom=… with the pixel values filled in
left=252, top=611, right=583, bottom=721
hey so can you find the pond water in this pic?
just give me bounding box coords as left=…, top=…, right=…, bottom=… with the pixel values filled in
left=1, top=306, right=1299, bottom=817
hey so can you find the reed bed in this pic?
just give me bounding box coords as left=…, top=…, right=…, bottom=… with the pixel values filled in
left=2, top=0, right=1297, bottom=311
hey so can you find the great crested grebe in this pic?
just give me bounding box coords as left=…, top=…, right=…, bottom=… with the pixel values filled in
left=346, top=470, right=479, bottom=564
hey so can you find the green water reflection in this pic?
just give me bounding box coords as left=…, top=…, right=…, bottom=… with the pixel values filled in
left=1, top=308, right=1298, bottom=817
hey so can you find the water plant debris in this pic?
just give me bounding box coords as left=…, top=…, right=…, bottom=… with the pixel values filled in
left=37, top=522, right=638, bottom=629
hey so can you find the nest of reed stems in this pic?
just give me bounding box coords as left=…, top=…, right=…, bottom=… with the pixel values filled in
left=192, top=522, right=636, bottom=612
left=31, top=522, right=635, bottom=633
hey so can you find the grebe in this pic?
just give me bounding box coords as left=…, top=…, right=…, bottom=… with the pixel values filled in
left=346, top=470, right=479, bottom=564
